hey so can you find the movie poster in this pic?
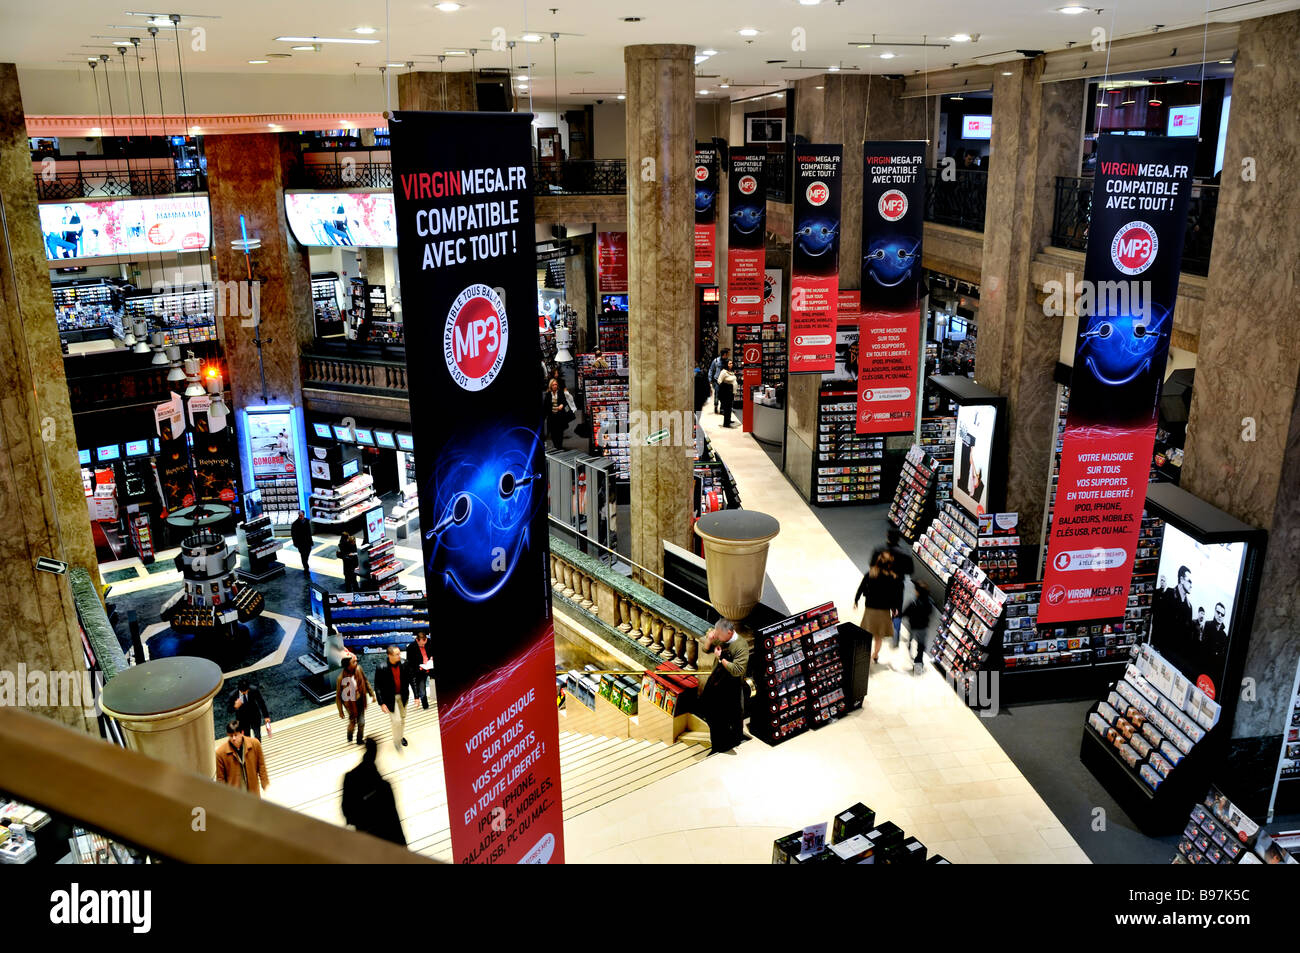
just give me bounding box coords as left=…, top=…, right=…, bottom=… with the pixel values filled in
left=1039, top=136, right=1196, bottom=625
left=789, top=146, right=841, bottom=373
left=858, top=141, right=924, bottom=435
left=726, top=149, right=766, bottom=323
left=694, top=144, right=719, bottom=285
left=390, top=111, right=563, bottom=864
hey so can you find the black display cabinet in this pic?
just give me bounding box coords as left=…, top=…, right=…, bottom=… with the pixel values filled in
left=928, top=375, right=1008, bottom=518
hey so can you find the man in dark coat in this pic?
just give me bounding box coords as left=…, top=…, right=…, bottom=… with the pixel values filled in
left=230, top=680, right=271, bottom=741
left=342, top=738, right=406, bottom=846
left=291, top=510, right=314, bottom=576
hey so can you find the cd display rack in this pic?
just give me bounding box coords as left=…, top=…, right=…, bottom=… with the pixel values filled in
left=888, top=445, right=939, bottom=543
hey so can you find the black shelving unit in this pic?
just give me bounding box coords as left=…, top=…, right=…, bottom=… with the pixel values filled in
left=751, top=603, right=844, bottom=746
left=888, top=444, right=939, bottom=543
left=235, top=514, right=285, bottom=581
left=813, top=385, right=884, bottom=506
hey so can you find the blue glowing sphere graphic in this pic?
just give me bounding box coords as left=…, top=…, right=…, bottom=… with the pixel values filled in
left=1078, top=306, right=1170, bottom=386
left=795, top=218, right=838, bottom=257
left=695, top=187, right=715, bottom=213
left=863, top=237, right=920, bottom=287
left=730, top=205, right=763, bottom=234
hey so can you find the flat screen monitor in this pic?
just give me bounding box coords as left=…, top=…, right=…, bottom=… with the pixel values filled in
left=364, top=505, right=386, bottom=545
left=40, top=196, right=210, bottom=261
left=96, top=444, right=121, bottom=462
left=396, top=433, right=415, bottom=451
left=701, top=287, right=720, bottom=303
left=342, top=458, right=361, bottom=479
left=962, top=115, right=993, bottom=140
left=601, top=293, right=628, bottom=312
left=746, top=116, right=785, bottom=144
left=354, top=428, right=375, bottom=446
left=332, top=425, right=355, bottom=443
left=953, top=403, right=996, bottom=516
left=1167, top=104, right=1201, bottom=137
left=124, top=439, right=149, bottom=458
left=78, top=449, right=91, bottom=465
left=152, top=438, right=160, bottom=453
left=284, top=191, right=397, bottom=248
left=375, top=430, right=396, bottom=449
left=312, top=422, right=333, bottom=439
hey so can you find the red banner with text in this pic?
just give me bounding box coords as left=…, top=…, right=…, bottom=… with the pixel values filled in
left=694, top=144, right=719, bottom=285
left=789, top=146, right=842, bottom=374
left=857, top=311, right=920, bottom=434
left=596, top=231, right=627, bottom=294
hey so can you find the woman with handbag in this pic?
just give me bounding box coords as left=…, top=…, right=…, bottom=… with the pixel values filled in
left=545, top=377, right=577, bottom=450
left=854, top=550, right=903, bottom=664
left=716, top=359, right=738, bottom=428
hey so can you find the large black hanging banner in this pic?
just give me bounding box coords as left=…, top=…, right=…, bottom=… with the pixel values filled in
left=390, top=111, right=563, bottom=865
left=789, top=145, right=842, bottom=374
left=726, top=148, right=766, bottom=325
left=1040, top=135, right=1196, bottom=625
left=694, top=143, right=720, bottom=285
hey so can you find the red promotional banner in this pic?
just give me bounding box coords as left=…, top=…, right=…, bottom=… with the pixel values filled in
left=857, top=312, right=920, bottom=434
left=596, top=231, right=627, bottom=294
left=789, top=146, right=842, bottom=374
left=726, top=149, right=766, bottom=324
left=694, top=144, right=719, bottom=285
left=695, top=224, right=716, bottom=285
left=391, top=110, right=564, bottom=864
left=837, top=289, right=861, bottom=319
left=740, top=337, right=763, bottom=433
left=1039, top=135, right=1196, bottom=625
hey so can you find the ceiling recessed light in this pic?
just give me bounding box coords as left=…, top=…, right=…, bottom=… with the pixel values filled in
left=353, top=26, right=377, bottom=34
left=1001, top=70, right=1013, bottom=75
left=950, top=94, right=964, bottom=100
left=1218, top=59, right=1232, bottom=64
left=387, top=63, right=405, bottom=68
left=718, top=83, right=729, bottom=89
left=856, top=44, right=872, bottom=49
left=444, top=50, right=467, bottom=56
left=695, top=54, right=709, bottom=64
left=738, top=28, right=759, bottom=37
left=521, top=33, right=542, bottom=42
left=1095, top=101, right=1108, bottom=107
left=436, top=1, right=462, bottom=10
left=950, top=34, right=972, bottom=42
left=274, top=36, right=380, bottom=45
left=799, top=0, right=821, bottom=5
left=879, top=52, right=896, bottom=59
left=1121, top=99, right=1135, bottom=105
left=702, top=49, right=718, bottom=56
left=814, top=85, right=824, bottom=89
left=1057, top=5, right=1089, bottom=14
left=617, top=94, right=625, bottom=100
left=698, top=89, right=708, bottom=95
left=828, top=64, right=839, bottom=71
left=248, top=59, right=268, bottom=64
left=292, top=45, right=317, bottom=51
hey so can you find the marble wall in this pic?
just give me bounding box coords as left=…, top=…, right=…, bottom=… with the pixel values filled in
left=1180, top=10, right=1300, bottom=742
left=0, top=63, right=97, bottom=731
left=625, top=45, right=696, bottom=579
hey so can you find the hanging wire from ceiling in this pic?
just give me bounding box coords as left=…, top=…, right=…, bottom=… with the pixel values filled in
left=100, top=53, right=131, bottom=286
left=552, top=33, right=559, bottom=130
left=523, top=0, right=534, bottom=116
left=1093, top=1, right=1120, bottom=133
left=1196, top=0, right=1210, bottom=122
left=169, top=14, right=195, bottom=309
left=132, top=38, right=165, bottom=288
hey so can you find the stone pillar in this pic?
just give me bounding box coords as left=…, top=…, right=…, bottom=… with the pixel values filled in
left=564, top=237, right=590, bottom=352
left=973, top=59, right=1084, bottom=538
left=0, top=63, right=98, bottom=731
left=625, top=44, right=695, bottom=580
left=397, top=70, right=478, bottom=112
left=205, top=134, right=313, bottom=411
left=1179, top=11, right=1300, bottom=770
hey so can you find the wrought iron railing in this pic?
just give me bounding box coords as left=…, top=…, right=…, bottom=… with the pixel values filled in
left=924, top=168, right=988, bottom=232
left=295, top=159, right=394, bottom=190
left=532, top=159, right=627, bottom=195
left=1052, top=176, right=1219, bottom=277
left=33, top=168, right=207, bottom=200
left=302, top=352, right=409, bottom=394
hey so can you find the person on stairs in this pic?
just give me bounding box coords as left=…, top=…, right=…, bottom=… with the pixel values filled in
left=336, top=653, right=374, bottom=745
left=699, top=618, right=750, bottom=754
left=215, top=720, right=270, bottom=797
left=373, top=644, right=411, bottom=751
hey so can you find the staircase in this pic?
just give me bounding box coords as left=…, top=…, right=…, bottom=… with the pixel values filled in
left=261, top=702, right=707, bottom=861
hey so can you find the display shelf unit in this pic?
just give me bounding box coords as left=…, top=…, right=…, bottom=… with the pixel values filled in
left=1174, top=787, right=1297, bottom=865
left=356, top=536, right=402, bottom=591
left=311, top=272, right=345, bottom=338
left=127, top=512, right=155, bottom=565
left=53, top=279, right=121, bottom=335
left=931, top=562, right=1004, bottom=686
left=975, top=512, right=1022, bottom=586
left=888, top=444, right=939, bottom=543
left=918, top=414, right=956, bottom=502
left=639, top=663, right=698, bottom=718
left=579, top=351, right=630, bottom=481
left=751, top=603, right=844, bottom=746
left=773, top=801, right=938, bottom=864
left=309, top=471, right=379, bottom=526
left=596, top=311, right=628, bottom=352
left=813, top=386, right=884, bottom=506
left=318, top=589, right=428, bottom=655
left=123, top=286, right=217, bottom=345
left=252, top=473, right=299, bottom=526
left=914, top=500, right=978, bottom=589
left=235, top=514, right=286, bottom=581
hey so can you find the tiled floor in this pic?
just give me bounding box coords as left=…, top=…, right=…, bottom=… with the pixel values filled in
left=559, top=412, right=1090, bottom=864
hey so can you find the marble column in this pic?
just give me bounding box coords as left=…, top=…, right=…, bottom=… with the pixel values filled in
left=564, top=237, right=590, bottom=353
left=397, top=70, right=478, bottom=112
left=1180, top=11, right=1300, bottom=761
left=0, top=63, right=98, bottom=731
left=625, top=45, right=695, bottom=581
left=205, top=134, right=313, bottom=413
left=974, top=60, right=1084, bottom=538
left=782, top=75, right=927, bottom=498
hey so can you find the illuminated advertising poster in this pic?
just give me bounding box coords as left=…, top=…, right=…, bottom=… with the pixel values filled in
left=596, top=231, right=628, bottom=294
left=859, top=141, right=925, bottom=435
left=247, top=411, right=297, bottom=479
left=789, top=145, right=841, bottom=373
left=155, top=395, right=194, bottom=512
left=726, top=149, right=766, bottom=324
left=41, top=196, right=209, bottom=261
left=284, top=192, right=397, bottom=247
left=693, top=143, right=719, bottom=285
left=1039, top=136, right=1196, bottom=624
left=390, top=111, right=563, bottom=864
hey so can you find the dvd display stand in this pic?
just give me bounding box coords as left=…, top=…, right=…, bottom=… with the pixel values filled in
left=309, top=471, right=379, bottom=528
left=751, top=603, right=844, bottom=746
left=356, top=536, right=402, bottom=591
left=235, top=514, right=285, bottom=581
left=914, top=500, right=978, bottom=593
left=1175, top=786, right=1298, bottom=865
left=320, top=589, right=428, bottom=655
left=813, top=385, right=884, bottom=506
left=888, top=445, right=939, bottom=543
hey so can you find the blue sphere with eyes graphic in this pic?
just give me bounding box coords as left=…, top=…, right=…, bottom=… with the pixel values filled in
left=695, top=187, right=715, bottom=214
left=422, top=424, right=543, bottom=603
left=863, top=237, right=921, bottom=287
left=795, top=218, right=838, bottom=257
left=1078, top=306, right=1170, bottom=386
left=730, top=204, right=764, bottom=235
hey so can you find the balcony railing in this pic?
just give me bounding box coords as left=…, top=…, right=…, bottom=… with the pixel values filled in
left=532, top=159, right=627, bottom=195
left=924, top=168, right=988, bottom=232
left=1052, top=176, right=1219, bottom=277
left=33, top=168, right=207, bottom=200
left=295, top=156, right=394, bottom=190
left=302, top=352, right=409, bottom=394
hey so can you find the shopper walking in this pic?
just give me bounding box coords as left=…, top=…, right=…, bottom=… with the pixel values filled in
left=693, top=362, right=712, bottom=458
left=406, top=631, right=434, bottom=710
left=717, top=359, right=738, bottom=428
left=698, top=618, right=750, bottom=754
left=544, top=377, right=577, bottom=451
left=291, top=510, right=314, bottom=577
left=871, top=527, right=915, bottom=647
left=342, top=738, right=406, bottom=847
left=373, top=644, right=411, bottom=751
left=708, top=348, right=730, bottom=413
left=215, top=720, right=270, bottom=797
left=230, top=680, right=271, bottom=741
left=338, top=531, right=359, bottom=592
left=903, top=580, right=934, bottom=674
left=336, top=653, right=374, bottom=745
left=854, top=550, right=904, bottom=664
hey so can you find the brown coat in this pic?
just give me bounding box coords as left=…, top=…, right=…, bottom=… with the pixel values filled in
left=215, top=735, right=269, bottom=796
left=336, top=662, right=374, bottom=716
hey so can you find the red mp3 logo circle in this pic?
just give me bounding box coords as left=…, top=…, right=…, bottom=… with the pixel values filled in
left=738, top=174, right=758, bottom=195
left=444, top=283, right=509, bottom=392
left=878, top=189, right=908, bottom=221
left=1110, top=221, right=1158, bottom=275
left=806, top=181, right=830, bottom=206
left=695, top=165, right=709, bottom=181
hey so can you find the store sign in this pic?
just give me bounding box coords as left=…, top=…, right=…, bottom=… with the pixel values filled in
left=284, top=191, right=397, bottom=247
left=390, top=110, right=563, bottom=865
left=692, top=144, right=719, bottom=285
left=596, top=231, right=628, bottom=294
left=763, top=268, right=783, bottom=324
left=726, top=149, right=766, bottom=324
left=1039, top=136, right=1196, bottom=624
left=737, top=330, right=764, bottom=433
left=789, top=146, right=842, bottom=374
left=40, top=196, right=209, bottom=261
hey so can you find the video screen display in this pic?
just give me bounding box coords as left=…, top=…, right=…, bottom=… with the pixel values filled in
left=962, top=115, right=993, bottom=140
left=40, top=197, right=210, bottom=261
left=1167, top=105, right=1201, bottom=138
left=284, top=191, right=397, bottom=247
left=96, top=444, right=121, bottom=462
left=78, top=449, right=91, bottom=465
left=953, top=403, right=996, bottom=517
left=601, top=294, right=628, bottom=312
left=375, top=430, right=396, bottom=449
left=124, top=439, right=149, bottom=457
left=396, top=433, right=415, bottom=451
left=332, top=425, right=355, bottom=443
left=354, top=428, right=375, bottom=446
left=342, top=458, right=361, bottom=479
left=1149, top=522, right=1246, bottom=700
left=312, top=422, right=333, bottom=439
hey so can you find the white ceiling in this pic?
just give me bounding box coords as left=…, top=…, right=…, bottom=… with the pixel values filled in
left=4, top=0, right=1296, bottom=112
